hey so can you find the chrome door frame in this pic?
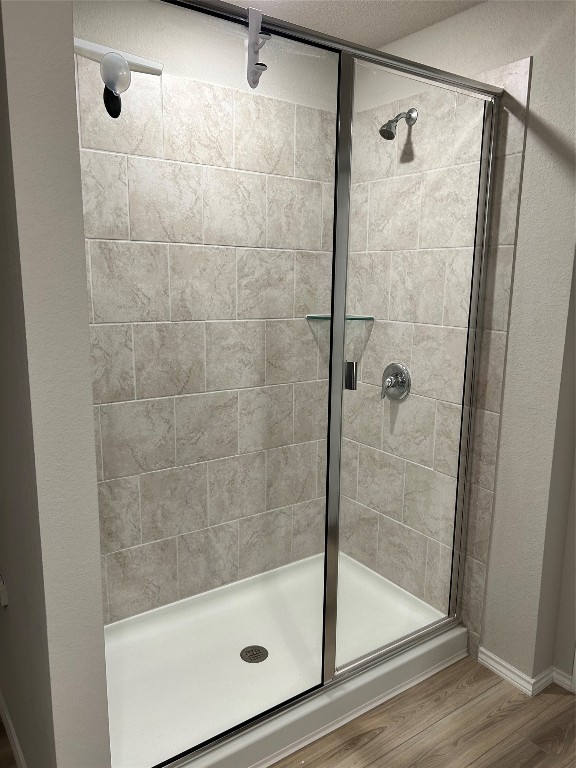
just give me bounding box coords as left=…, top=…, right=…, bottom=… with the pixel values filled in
left=156, top=1, right=502, bottom=762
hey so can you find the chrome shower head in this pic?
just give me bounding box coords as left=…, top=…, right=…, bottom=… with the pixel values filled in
left=379, top=107, right=418, bottom=140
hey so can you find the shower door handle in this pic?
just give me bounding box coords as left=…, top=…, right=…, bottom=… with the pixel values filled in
left=344, top=361, right=358, bottom=390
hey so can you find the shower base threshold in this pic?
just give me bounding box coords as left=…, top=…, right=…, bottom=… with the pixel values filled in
left=105, top=553, right=458, bottom=768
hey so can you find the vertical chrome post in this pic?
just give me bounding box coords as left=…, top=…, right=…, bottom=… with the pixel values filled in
left=450, top=96, right=499, bottom=617
left=322, top=51, right=354, bottom=683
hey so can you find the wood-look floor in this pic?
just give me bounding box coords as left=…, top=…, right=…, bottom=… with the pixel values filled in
left=0, top=660, right=573, bottom=768
left=272, top=658, right=576, bottom=768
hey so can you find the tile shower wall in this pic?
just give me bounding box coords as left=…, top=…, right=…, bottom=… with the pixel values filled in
left=76, top=56, right=336, bottom=622
left=339, top=82, right=480, bottom=612
left=341, top=59, right=530, bottom=633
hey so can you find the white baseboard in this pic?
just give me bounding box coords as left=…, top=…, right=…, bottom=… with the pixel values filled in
left=0, top=687, right=27, bottom=768
left=478, top=647, right=575, bottom=695
left=553, top=667, right=575, bottom=692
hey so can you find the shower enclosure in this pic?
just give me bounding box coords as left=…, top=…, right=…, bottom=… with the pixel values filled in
left=74, top=1, right=500, bottom=765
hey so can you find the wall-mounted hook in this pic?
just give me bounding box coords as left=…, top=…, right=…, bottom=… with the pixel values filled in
left=247, top=8, right=270, bottom=89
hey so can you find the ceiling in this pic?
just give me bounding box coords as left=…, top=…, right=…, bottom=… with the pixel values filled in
left=227, top=0, right=484, bottom=49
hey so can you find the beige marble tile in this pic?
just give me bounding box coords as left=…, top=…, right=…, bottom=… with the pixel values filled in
left=134, top=322, right=205, bottom=398
left=352, top=103, right=397, bottom=183
left=480, top=58, right=530, bottom=157
left=314, top=318, right=331, bottom=379
left=94, top=407, right=103, bottom=481
left=357, top=444, right=404, bottom=520
left=294, top=380, right=329, bottom=443
left=235, top=91, right=295, bottom=176
left=178, top=522, right=238, bottom=598
left=101, top=557, right=109, bottom=624
left=98, top=477, right=141, bottom=554
left=163, top=75, right=233, bottom=166
left=91, top=241, right=169, bottom=323
left=175, top=391, right=238, bottom=465
left=342, top=383, right=382, bottom=449
left=467, top=484, right=494, bottom=564
left=453, top=93, right=485, bottom=166
left=294, top=251, right=332, bottom=316
left=127, top=157, right=202, bottom=244
left=345, top=319, right=370, bottom=362
left=204, top=167, right=266, bottom=247
left=107, top=539, right=178, bottom=621
left=424, top=539, right=452, bottom=613
left=322, top=182, right=334, bottom=252
left=292, top=499, right=325, bottom=560
left=477, top=331, right=507, bottom=413
left=382, top=394, right=436, bottom=467
left=443, top=249, right=474, bottom=328
left=411, top=324, right=467, bottom=403
left=489, top=153, right=522, bottom=246
left=238, top=385, right=293, bottom=453
left=295, top=106, right=335, bottom=182
left=266, top=442, right=317, bottom=510
left=389, top=250, right=445, bottom=325
left=361, top=320, right=413, bottom=387
left=377, top=516, right=427, bottom=599
left=471, top=409, right=500, bottom=491
left=267, top=176, right=322, bottom=250
left=403, top=463, right=457, bottom=546
left=347, top=251, right=391, bottom=320
left=339, top=496, right=379, bottom=569
left=317, top=439, right=327, bottom=498
left=368, top=175, right=421, bottom=251
left=341, top=439, right=359, bottom=500
left=419, top=163, right=480, bottom=249
left=483, top=246, right=513, bottom=332
left=86, top=241, right=94, bottom=323
left=140, top=464, right=208, bottom=542
left=169, top=244, right=236, bottom=321
left=237, top=249, right=294, bottom=319
left=461, top=555, right=486, bottom=635
left=80, top=150, right=128, bottom=240
left=90, top=324, right=135, bottom=404
left=239, top=507, right=292, bottom=578
left=206, top=321, right=265, bottom=390
left=397, top=88, right=456, bottom=175
left=265, top=319, right=318, bottom=385
left=77, top=57, right=162, bottom=157
left=100, top=399, right=175, bottom=479
left=349, top=183, right=369, bottom=252
left=434, top=401, right=462, bottom=478
left=208, top=452, right=266, bottom=524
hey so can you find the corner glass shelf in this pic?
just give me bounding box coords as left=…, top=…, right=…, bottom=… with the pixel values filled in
left=306, top=314, right=375, bottom=321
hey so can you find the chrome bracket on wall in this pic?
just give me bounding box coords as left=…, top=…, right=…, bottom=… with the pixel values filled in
left=247, top=8, right=270, bottom=88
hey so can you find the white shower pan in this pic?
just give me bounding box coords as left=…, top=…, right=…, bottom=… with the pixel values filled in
left=105, top=554, right=464, bottom=768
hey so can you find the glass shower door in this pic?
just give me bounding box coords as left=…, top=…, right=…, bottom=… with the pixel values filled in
left=334, top=58, right=487, bottom=669
left=75, top=2, right=339, bottom=764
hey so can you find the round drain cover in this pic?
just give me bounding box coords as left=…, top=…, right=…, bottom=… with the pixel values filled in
left=240, top=645, right=269, bottom=663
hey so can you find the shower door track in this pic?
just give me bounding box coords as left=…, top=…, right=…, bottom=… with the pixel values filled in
left=154, top=2, right=501, bottom=764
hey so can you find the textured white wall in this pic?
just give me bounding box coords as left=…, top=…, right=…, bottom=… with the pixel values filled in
left=73, top=0, right=338, bottom=111
left=382, top=1, right=575, bottom=678
left=0, top=2, right=111, bottom=765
